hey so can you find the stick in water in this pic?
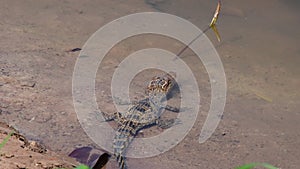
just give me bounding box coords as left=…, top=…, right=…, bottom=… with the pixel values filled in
left=176, top=1, right=221, bottom=58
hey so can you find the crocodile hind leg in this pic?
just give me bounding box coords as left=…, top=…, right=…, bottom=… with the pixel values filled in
left=164, top=105, right=180, bottom=113
left=157, top=118, right=181, bottom=129
left=116, top=155, right=127, bottom=169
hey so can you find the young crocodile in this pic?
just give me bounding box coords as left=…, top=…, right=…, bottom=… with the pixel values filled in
left=102, top=74, right=179, bottom=169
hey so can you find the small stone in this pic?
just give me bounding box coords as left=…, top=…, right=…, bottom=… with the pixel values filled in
left=28, top=141, right=47, bottom=153
left=29, top=116, right=35, bottom=122
left=5, top=154, right=15, bottom=158
left=20, top=80, right=36, bottom=88
left=16, top=163, right=26, bottom=169
left=62, top=132, right=71, bottom=136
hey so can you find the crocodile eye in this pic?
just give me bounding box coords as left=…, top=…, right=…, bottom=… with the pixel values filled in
left=148, top=80, right=156, bottom=90
left=161, top=80, right=170, bottom=91
left=148, top=83, right=153, bottom=88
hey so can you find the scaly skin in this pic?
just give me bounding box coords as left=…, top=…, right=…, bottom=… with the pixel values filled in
left=102, top=74, right=179, bottom=169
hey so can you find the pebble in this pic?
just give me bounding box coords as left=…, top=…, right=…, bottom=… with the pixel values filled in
left=16, top=164, right=26, bottom=169
left=20, top=80, right=36, bottom=88
left=5, top=154, right=15, bottom=158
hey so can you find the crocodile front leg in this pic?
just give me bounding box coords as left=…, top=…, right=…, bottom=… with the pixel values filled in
left=101, top=111, right=126, bottom=125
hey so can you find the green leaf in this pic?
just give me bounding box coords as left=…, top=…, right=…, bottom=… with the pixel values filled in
left=54, top=164, right=90, bottom=169
left=235, top=163, right=279, bottom=169
left=235, top=163, right=257, bottom=169
left=260, top=163, right=279, bottom=169
left=0, top=131, right=14, bottom=150
left=74, top=164, right=90, bottom=169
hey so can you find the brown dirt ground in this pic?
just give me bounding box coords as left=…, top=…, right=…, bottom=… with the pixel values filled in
left=0, top=122, right=78, bottom=169
left=0, top=0, right=299, bottom=169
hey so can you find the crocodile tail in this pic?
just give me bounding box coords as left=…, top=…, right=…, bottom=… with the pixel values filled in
left=113, top=126, right=135, bottom=169
left=116, top=154, right=126, bottom=169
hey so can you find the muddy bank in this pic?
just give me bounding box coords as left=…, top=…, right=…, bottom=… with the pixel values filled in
left=0, top=122, right=78, bottom=169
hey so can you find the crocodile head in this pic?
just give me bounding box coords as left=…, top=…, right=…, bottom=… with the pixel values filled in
left=146, top=74, right=174, bottom=96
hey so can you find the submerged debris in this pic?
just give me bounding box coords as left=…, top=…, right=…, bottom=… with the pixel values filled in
left=66, top=48, right=82, bottom=52
left=69, top=146, right=111, bottom=169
